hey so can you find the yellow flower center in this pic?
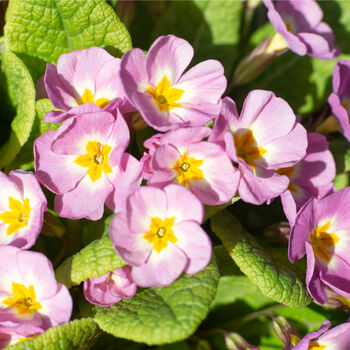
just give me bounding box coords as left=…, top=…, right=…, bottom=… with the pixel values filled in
left=143, top=217, right=177, bottom=253
left=308, top=342, right=326, bottom=350
left=310, top=222, right=339, bottom=263
left=3, top=282, right=42, bottom=315
left=74, top=141, right=113, bottom=182
left=0, top=197, right=31, bottom=236
left=173, top=152, right=204, bottom=187
left=146, top=76, right=184, bottom=112
left=76, top=88, right=109, bottom=109
left=276, top=166, right=297, bottom=192
left=233, top=130, right=267, bottom=170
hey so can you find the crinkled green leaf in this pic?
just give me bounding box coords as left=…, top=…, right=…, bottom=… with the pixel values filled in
left=344, top=148, right=350, bottom=173
left=204, top=196, right=240, bottom=222
left=55, top=237, right=126, bottom=288
left=211, top=210, right=311, bottom=307
left=211, top=275, right=272, bottom=310
left=94, top=261, right=220, bottom=345
left=0, top=51, right=36, bottom=168
left=5, top=99, right=60, bottom=171
left=152, top=0, right=242, bottom=74
left=5, top=0, right=132, bottom=64
left=8, top=318, right=101, bottom=350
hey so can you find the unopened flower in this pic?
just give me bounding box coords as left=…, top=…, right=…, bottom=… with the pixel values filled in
left=284, top=321, right=350, bottom=350
left=0, top=170, right=47, bottom=249
left=110, top=185, right=211, bottom=287
left=0, top=246, right=72, bottom=330
left=148, top=127, right=240, bottom=205
left=34, top=107, right=141, bottom=220
left=83, top=266, right=137, bottom=307
left=210, top=92, right=307, bottom=205
left=263, top=0, right=339, bottom=60
left=120, top=35, right=226, bottom=131
left=328, top=60, right=350, bottom=141
left=140, top=133, right=163, bottom=180
left=44, top=47, right=133, bottom=123
left=289, top=187, right=350, bottom=304
left=279, top=133, right=335, bottom=225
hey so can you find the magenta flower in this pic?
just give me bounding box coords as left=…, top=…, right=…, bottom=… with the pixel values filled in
left=44, top=47, right=133, bottom=123
left=83, top=266, right=137, bottom=307
left=289, top=187, right=350, bottom=304
left=0, top=170, right=47, bottom=249
left=34, top=106, right=142, bottom=220
left=279, top=133, right=336, bottom=225
left=120, top=35, right=227, bottom=131
left=147, top=127, right=240, bottom=205
left=263, top=0, right=339, bottom=60
left=328, top=60, right=350, bottom=141
left=285, top=321, right=350, bottom=350
left=209, top=93, right=307, bottom=205
left=110, top=185, right=211, bottom=287
left=0, top=246, right=72, bottom=330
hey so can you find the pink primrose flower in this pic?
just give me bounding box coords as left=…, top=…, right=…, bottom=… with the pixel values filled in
left=263, top=0, right=339, bottom=60
left=284, top=321, right=350, bottom=350
left=140, top=133, right=163, bottom=180
left=83, top=266, right=137, bottom=307
left=0, top=324, right=42, bottom=348
left=147, top=127, right=240, bottom=205
left=120, top=35, right=227, bottom=131
left=0, top=246, right=72, bottom=331
left=279, top=133, right=336, bottom=225
left=209, top=92, right=307, bottom=205
left=44, top=47, right=133, bottom=123
left=34, top=106, right=142, bottom=220
left=110, top=184, right=212, bottom=287
left=0, top=170, right=47, bottom=249
left=289, top=187, right=350, bottom=304
left=328, top=60, right=350, bottom=141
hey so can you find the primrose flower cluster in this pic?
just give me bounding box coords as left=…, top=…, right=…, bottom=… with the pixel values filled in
left=1, top=0, right=350, bottom=344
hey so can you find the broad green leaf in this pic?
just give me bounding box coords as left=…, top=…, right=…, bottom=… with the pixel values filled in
left=344, top=148, right=350, bottom=173
left=211, top=275, right=272, bottom=310
left=5, top=99, right=60, bottom=171
left=5, top=0, right=132, bottom=64
left=204, top=196, right=240, bottom=222
left=152, top=0, right=242, bottom=74
left=94, top=261, right=220, bottom=345
left=55, top=236, right=126, bottom=288
left=211, top=210, right=312, bottom=307
left=0, top=51, right=36, bottom=168
left=8, top=318, right=101, bottom=350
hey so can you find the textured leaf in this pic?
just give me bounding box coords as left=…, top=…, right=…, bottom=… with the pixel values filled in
left=5, top=0, right=132, bottom=64
left=8, top=318, right=101, bottom=350
left=204, top=196, right=240, bottom=222
left=211, top=210, right=312, bottom=307
left=5, top=99, right=60, bottom=171
left=0, top=51, right=36, bottom=168
left=55, top=237, right=126, bottom=288
left=94, top=261, right=220, bottom=345
left=211, top=275, right=272, bottom=310
left=152, top=0, right=242, bottom=74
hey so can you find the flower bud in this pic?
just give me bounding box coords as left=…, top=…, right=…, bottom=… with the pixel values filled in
left=224, top=332, right=258, bottom=350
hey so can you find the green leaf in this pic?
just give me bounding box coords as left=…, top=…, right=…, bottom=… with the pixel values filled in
left=211, top=210, right=312, bottom=307
left=0, top=51, right=36, bottom=168
left=94, top=261, right=220, bottom=345
left=344, top=148, right=350, bottom=173
left=204, top=196, right=240, bottom=222
left=152, top=0, right=242, bottom=74
left=5, top=0, right=132, bottom=64
left=211, top=275, right=272, bottom=310
left=5, top=99, right=60, bottom=171
left=55, top=236, right=126, bottom=288
left=8, top=318, right=101, bottom=350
